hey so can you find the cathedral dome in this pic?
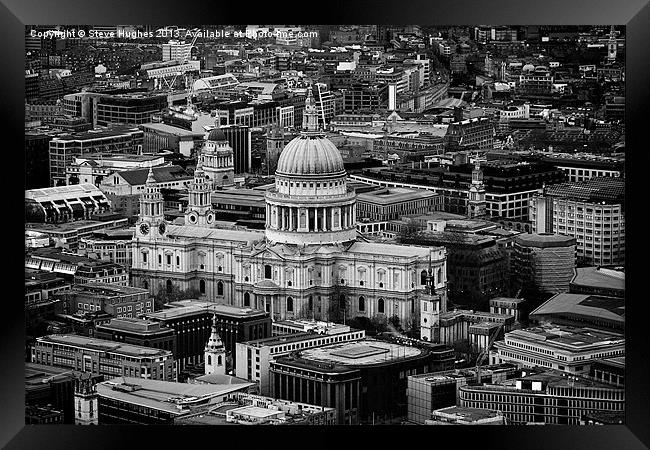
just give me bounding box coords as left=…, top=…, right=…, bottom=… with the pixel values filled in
left=276, top=135, right=345, bottom=177
left=207, top=127, right=226, bottom=142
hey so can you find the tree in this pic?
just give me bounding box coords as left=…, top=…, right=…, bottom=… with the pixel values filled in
left=153, top=283, right=201, bottom=310
left=388, top=314, right=401, bottom=332
left=370, top=314, right=388, bottom=334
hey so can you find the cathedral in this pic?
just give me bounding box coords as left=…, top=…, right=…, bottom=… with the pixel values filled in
left=131, top=88, right=448, bottom=328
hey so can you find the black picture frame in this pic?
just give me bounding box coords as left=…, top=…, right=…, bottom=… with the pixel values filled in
left=6, top=0, right=648, bottom=448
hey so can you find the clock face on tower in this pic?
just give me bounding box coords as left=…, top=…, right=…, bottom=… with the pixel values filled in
left=158, top=222, right=166, bottom=235
left=139, top=223, right=150, bottom=235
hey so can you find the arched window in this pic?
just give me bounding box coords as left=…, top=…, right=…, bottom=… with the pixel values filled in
left=199, top=279, right=206, bottom=294
left=437, top=268, right=442, bottom=284
left=421, top=270, right=428, bottom=285
left=244, top=292, right=250, bottom=307
left=378, top=298, right=385, bottom=313
left=359, top=296, right=365, bottom=311
left=143, top=280, right=148, bottom=289
left=217, top=281, right=224, bottom=296
left=339, top=295, right=346, bottom=309
left=207, top=355, right=211, bottom=365
left=217, top=355, right=222, bottom=365
left=287, top=297, right=293, bottom=312
left=166, top=280, right=173, bottom=293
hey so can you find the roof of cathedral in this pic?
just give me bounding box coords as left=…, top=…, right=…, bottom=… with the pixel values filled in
left=348, top=241, right=432, bottom=258
left=275, top=135, right=346, bottom=177
left=275, top=85, right=345, bottom=178
left=165, top=224, right=263, bottom=243
left=119, top=165, right=190, bottom=186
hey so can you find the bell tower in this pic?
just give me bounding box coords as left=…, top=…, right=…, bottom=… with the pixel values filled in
left=185, top=152, right=216, bottom=227
left=607, top=25, right=617, bottom=63
left=468, top=160, right=486, bottom=218
left=420, top=265, right=441, bottom=342
left=204, top=314, right=226, bottom=376
left=136, top=167, right=168, bottom=239
left=74, top=373, right=98, bottom=425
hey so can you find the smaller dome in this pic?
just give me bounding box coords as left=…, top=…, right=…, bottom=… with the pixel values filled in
left=208, top=127, right=226, bottom=142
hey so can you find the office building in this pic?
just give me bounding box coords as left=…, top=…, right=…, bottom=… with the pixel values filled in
left=356, top=188, right=441, bottom=221
left=140, top=123, right=204, bottom=157
left=66, top=154, right=169, bottom=187
left=95, top=377, right=253, bottom=424
left=77, top=228, right=134, bottom=267
left=569, top=266, right=624, bottom=298
left=530, top=178, right=625, bottom=266
left=31, top=334, right=175, bottom=381
left=55, top=283, right=152, bottom=318
left=48, top=127, right=144, bottom=186
left=512, top=233, right=576, bottom=295
left=270, top=337, right=455, bottom=424
left=444, top=116, right=494, bottom=152
left=221, top=124, right=252, bottom=174
left=458, top=369, right=624, bottom=425
left=145, top=300, right=271, bottom=373
left=407, top=363, right=520, bottom=424
left=235, top=328, right=366, bottom=395
left=25, top=184, right=112, bottom=223
left=95, top=317, right=176, bottom=353
left=490, top=324, right=625, bottom=375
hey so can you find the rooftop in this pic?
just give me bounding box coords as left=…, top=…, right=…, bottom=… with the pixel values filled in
left=356, top=187, right=437, bottom=205
left=543, top=177, right=625, bottom=203
left=37, top=334, right=172, bottom=358
left=25, top=183, right=106, bottom=201
left=97, top=377, right=252, bottom=415
left=504, top=325, right=624, bottom=349
left=571, top=266, right=625, bottom=292
left=514, top=233, right=576, bottom=248
left=294, top=338, right=423, bottom=367
left=531, top=293, right=624, bottom=323
left=118, top=165, right=191, bottom=186
left=148, top=300, right=267, bottom=321
left=164, top=224, right=263, bottom=244
left=432, top=406, right=503, bottom=422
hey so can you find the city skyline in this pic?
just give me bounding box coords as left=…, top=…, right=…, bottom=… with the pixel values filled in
left=23, top=23, right=627, bottom=429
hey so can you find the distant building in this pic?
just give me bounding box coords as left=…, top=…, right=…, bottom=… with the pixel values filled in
left=530, top=178, right=625, bottom=266
left=55, top=283, right=152, bottom=318
left=27, top=247, right=130, bottom=286
left=512, top=233, right=576, bottom=295
left=356, top=187, right=441, bottom=221
left=99, top=165, right=192, bottom=196
left=25, top=184, right=112, bottom=224
left=444, top=116, right=494, bottom=152
left=48, top=127, right=144, bottom=186
left=221, top=124, right=252, bottom=175
left=489, top=297, right=525, bottom=322
left=490, top=324, right=625, bottom=375
left=140, top=122, right=204, bottom=157
left=77, top=228, right=134, bottom=267
left=32, top=334, right=175, bottom=381
left=66, top=153, right=169, bottom=187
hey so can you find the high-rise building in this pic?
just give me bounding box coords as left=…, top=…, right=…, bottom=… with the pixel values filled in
left=512, top=233, right=576, bottom=295
left=162, top=40, right=193, bottom=62
left=530, top=178, right=625, bottom=266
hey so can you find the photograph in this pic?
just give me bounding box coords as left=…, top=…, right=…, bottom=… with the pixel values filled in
left=6, top=5, right=647, bottom=447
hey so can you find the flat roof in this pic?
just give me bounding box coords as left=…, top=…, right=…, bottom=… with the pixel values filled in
left=228, top=405, right=282, bottom=418
left=433, top=405, right=502, bottom=421
left=505, top=325, right=624, bottom=349
left=164, top=224, right=264, bottom=244
left=348, top=241, right=435, bottom=258
left=148, top=300, right=267, bottom=321
left=296, top=339, right=423, bottom=367
left=140, top=122, right=203, bottom=137
left=97, top=377, right=251, bottom=415
left=515, top=233, right=576, bottom=248
left=37, top=334, right=171, bottom=358
left=357, top=187, right=437, bottom=205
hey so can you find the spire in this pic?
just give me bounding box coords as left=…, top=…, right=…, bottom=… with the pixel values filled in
left=302, top=84, right=319, bottom=132
left=205, top=314, right=224, bottom=351
left=146, top=167, right=156, bottom=185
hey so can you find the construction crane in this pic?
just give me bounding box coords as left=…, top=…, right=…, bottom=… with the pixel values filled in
left=166, top=29, right=201, bottom=109
left=475, top=321, right=505, bottom=384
